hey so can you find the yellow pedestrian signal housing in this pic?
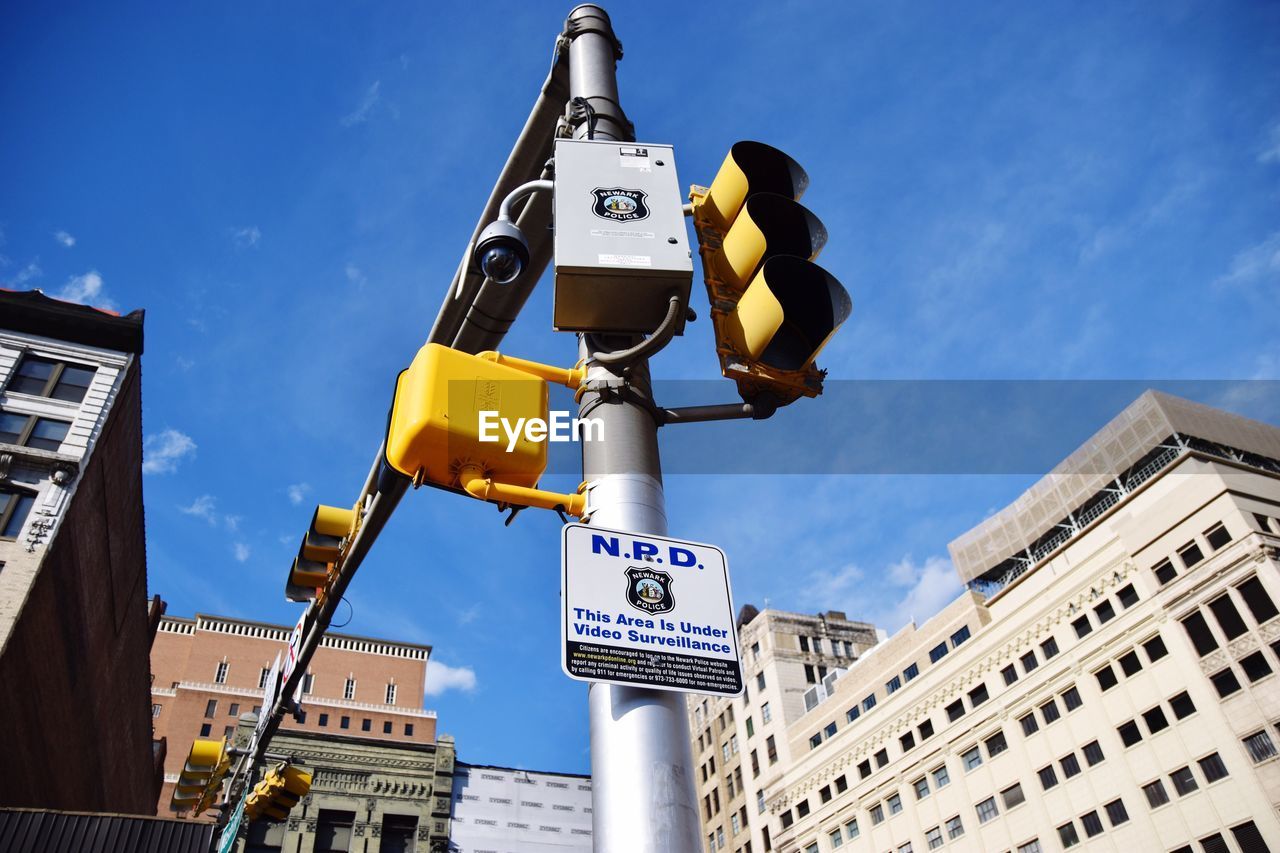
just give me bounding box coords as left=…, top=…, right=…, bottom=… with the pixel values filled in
left=169, top=738, right=229, bottom=816
left=690, top=141, right=851, bottom=404
left=245, top=763, right=312, bottom=823
left=286, top=504, right=356, bottom=602
left=384, top=344, right=587, bottom=516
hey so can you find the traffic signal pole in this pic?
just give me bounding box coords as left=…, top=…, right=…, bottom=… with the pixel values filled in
left=567, top=6, right=702, bottom=851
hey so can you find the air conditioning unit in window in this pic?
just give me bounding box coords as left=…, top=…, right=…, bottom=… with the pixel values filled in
left=803, top=684, right=826, bottom=712
left=822, top=667, right=847, bottom=696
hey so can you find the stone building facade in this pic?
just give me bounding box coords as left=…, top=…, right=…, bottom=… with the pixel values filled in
left=687, top=608, right=881, bottom=853
left=448, top=762, right=593, bottom=852
left=751, top=392, right=1280, bottom=853
left=0, top=289, right=159, bottom=813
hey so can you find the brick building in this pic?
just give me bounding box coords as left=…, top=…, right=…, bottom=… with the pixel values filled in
left=0, top=289, right=159, bottom=813
left=151, top=613, right=442, bottom=820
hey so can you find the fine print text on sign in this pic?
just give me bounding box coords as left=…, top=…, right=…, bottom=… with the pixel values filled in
left=561, top=523, right=743, bottom=696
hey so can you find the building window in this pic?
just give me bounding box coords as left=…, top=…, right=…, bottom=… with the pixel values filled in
left=1104, top=798, right=1129, bottom=826
left=1037, top=764, right=1058, bottom=790
left=946, top=700, right=964, bottom=722
left=223, top=725, right=234, bottom=740
left=756, top=672, right=766, bottom=691
left=258, top=667, right=270, bottom=689
left=1117, top=584, right=1139, bottom=609
left=361, top=718, right=371, bottom=732
left=6, top=355, right=96, bottom=403
left=1017, top=842, right=1043, bottom=853
left=1060, top=752, right=1081, bottom=778
left=904, top=662, right=919, bottom=681
left=214, top=661, right=228, bottom=684
left=929, top=642, right=948, bottom=663
left=1118, top=720, right=1143, bottom=747
left=1142, top=705, right=1169, bottom=734
left=932, top=765, right=950, bottom=788
left=1095, top=664, right=1118, bottom=691
left=1168, top=690, right=1196, bottom=719
left=869, top=804, right=884, bottom=825
left=1178, top=541, right=1204, bottom=568
left=1210, top=667, right=1242, bottom=697
left=985, top=730, right=1008, bottom=758
left=302, top=672, right=314, bottom=694
left=1238, top=576, right=1279, bottom=624
left=900, top=731, right=915, bottom=752
left=405, top=723, right=414, bottom=736
left=1153, top=558, right=1177, bottom=585
left=199, top=723, right=211, bottom=737
left=968, top=683, right=989, bottom=706
left=1205, top=523, right=1232, bottom=551
left=1231, top=822, right=1268, bottom=851
left=318, top=713, right=329, bottom=727
left=862, top=693, right=877, bottom=712
left=1082, top=740, right=1105, bottom=766
left=896, top=844, right=912, bottom=853
left=844, top=817, right=858, bottom=839
left=795, top=799, right=810, bottom=818
left=809, top=732, right=822, bottom=750
left=1143, top=634, right=1169, bottom=662
left=975, top=796, right=998, bottom=824
left=757, top=791, right=766, bottom=814
left=828, top=828, right=842, bottom=849
left=945, top=815, right=964, bottom=839
left=381, top=720, right=392, bottom=734
left=1181, top=611, right=1219, bottom=656
left=1080, top=810, right=1103, bottom=838
left=766, top=735, right=777, bottom=764
left=835, top=774, right=848, bottom=793
left=745, top=716, right=754, bottom=737
left=925, top=826, right=943, bottom=850
left=344, top=677, right=356, bottom=700
left=1072, top=615, right=1092, bottom=639
left=1040, top=698, right=1061, bottom=724
left=151, top=704, right=162, bottom=718
left=874, top=748, right=888, bottom=768
left=0, top=488, right=36, bottom=540
left=1057, top=822, right=1080, bottom=848
left=1119, top=650, right=1143, bottom=677
left=750, top=750, right=759, bottom=777
left=961, top=746, right=982, bottom=771
left=1198, top=752, right=1229, bottom=782
left=1243, top=729, right=1278, bottom=763
left=1062, top=685, right=1083, bottom=711
left=1241, top=650, right=1273, bottom=682
left=1041, top=636, right=1059, bottom=658
left=1208, top=594, right=1249, bottom=640
left=919, top=719, right=934, bottom=739
left=1094, top=599, right=1116, bottom=624
left=887, top=793, right=902, bottom=815
left=205, top=699, right=217, bottom=718
left=228, top=703, right=239, bottom=717
left=0, top=412, right=71, bottom=452
left=886, top=675, right=901, bottom=694
left=914, top=776, right=930, bottom=800
left=1001, top=664, right=1018, bottom=686
left=950, top=626, right=971, bottom=648
left=1170, top=765, right=1198, bottom=796
left=804, top=664, right=816, bottom=684
left=1142, top=779, right=1170, bottom=807
left=761, top=702, right=771, bottom=723
left=857, top=759, right=871, bottom=779
left=799, top=636, right=809, bottom=652
left=1000, top=783, right=1025, bottom=810
left=340, top=716, right=350, bottom=729
left=1019, top=712, right=1039, bottom=736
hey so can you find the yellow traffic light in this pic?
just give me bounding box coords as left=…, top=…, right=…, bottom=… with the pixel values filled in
left=286, top=504, right=356, bottom=602
left=245, top=763, right=312, bottom=823
left=383, top=344, right=587, bottom=516
left=690, top=141, right=851, bottom=404
left=169, top=738, right=229, bottom=816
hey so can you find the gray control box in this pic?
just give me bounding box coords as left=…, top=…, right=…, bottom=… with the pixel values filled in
left=552, top=139, right=693, bottom=334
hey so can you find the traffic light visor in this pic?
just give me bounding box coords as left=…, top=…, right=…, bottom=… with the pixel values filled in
left=725, top=256, right=851, bottom=371
left=713, top=193, right=827, bottom=291
left=702, top=141, right=809, bottom=232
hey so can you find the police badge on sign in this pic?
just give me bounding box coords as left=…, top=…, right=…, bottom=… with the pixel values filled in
left=625, top=566, right=674, bottom=615
left=591, top=187, right=650, bottom=222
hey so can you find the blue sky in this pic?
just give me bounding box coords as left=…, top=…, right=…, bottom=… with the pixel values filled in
left=2, top=1, right=1278, bottom=774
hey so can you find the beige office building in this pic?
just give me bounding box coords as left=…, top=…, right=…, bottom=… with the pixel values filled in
left=738, top=391, right=1280, bottom=853
left=688, top=608, right=882, bottom=853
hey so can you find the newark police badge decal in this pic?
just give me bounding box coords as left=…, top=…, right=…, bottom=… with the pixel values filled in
left=591, top=187, right=650, bottom=222
left=625, top=566, right=674, bottom=615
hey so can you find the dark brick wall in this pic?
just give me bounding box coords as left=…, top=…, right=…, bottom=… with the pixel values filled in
left=0, top=360, right=157, bottom=813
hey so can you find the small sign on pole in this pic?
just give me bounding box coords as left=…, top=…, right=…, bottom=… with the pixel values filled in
left=216, top=798, right=245, bottom=853
left=561, top=523, right=742, bottom=696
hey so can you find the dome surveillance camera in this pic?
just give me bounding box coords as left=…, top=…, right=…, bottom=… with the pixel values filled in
left=473, top=219, right=530, bottom=285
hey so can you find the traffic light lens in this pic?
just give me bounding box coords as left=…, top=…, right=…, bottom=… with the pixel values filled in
left=727, top=256, right=850, bottom=371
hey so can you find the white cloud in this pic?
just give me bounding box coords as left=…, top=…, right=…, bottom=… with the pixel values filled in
left=232, top=542, right=251, bottom=563
left=425, top=659, right=477, bottom=695
left=143, top=428, right=197, bottom=474
left=54, top=230, right=75, bottom=248
left=232, top=226, right=261, bottom=248
left=344, top=263, right=367, bottom=287
left=457, top=604, right=482, bottom=625
left=224, top=515, right=242, bottom=533
left=54, top=270, right=116, bottom=311
left=1214, top=231, right=1280, bottom=290
left=287, top=483, right=310, bottom=506
left=179, top=494, right=219, bottom=525
left=341, top=80, right=381, bottom=126
left=799, top=554, right=961, bottom=637
left=11, top=261, right=40, bottom=284
left=1260, top=124, right=1280, bottom=164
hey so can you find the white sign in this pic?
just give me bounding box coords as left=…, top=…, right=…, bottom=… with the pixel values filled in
left=248, top=652, right=281, bottom=756
left=282, top=610, right=307, bottom=708
left=561, top=523, right=742, bottom=696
